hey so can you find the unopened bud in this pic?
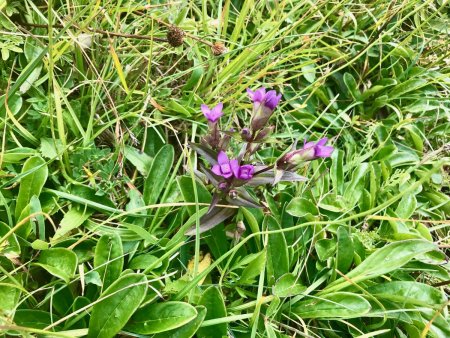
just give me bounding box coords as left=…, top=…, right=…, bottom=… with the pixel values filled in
left=254, top=126, right=274, bottom=141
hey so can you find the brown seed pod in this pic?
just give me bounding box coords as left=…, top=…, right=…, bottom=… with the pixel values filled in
left=211, top=42, right=227, bottom=56
left=166, top=26, right=185, bottom=47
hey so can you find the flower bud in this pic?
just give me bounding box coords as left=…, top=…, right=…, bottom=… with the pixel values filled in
left=279, top=138, right=334, bottom=170
left=247, top=88, right=281, bottom=131
left=241, top=128, right=252, bottom=142
left=254, top=125, right=274, bottom=142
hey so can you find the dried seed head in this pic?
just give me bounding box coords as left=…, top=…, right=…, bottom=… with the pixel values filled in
left=167, top=26, right=185, bottom=47
left=211, top=42, right=227, bottom=56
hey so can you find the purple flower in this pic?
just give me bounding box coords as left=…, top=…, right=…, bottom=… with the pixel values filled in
left=303, top=138, right=334, bottom=158
left=247, top=87, right=282, bottom=131
left=212, top=151, right=237, bottom=178
left=201, top=103, right=223, bottom=123
left=211, top=151, right=255, bottom=181
left=233, top=164, right=255, bottom=180
left=281, top=138, right=334, bottom=169
left=247, top=88, right=282, bottom=110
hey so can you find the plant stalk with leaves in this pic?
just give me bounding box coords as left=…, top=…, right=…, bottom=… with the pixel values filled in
left=187, top=88, right=335, bottom=235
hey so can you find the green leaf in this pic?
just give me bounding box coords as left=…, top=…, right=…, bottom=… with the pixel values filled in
left=15, top=156, right=48, bottom=220
left=0, top=93, right=22, bottom=116
left=336, top=226, right=354, bottom=274
left=39, top=137, right=64, bottom=160
left=143, top=144, right=174, bottom=206
left=177, top=176, right=211, bottom=215
left=325, top=240, right=437, bottom=292
left=85, top=271, right=103, bottom=286
left=124, top=145, right=153, bottom=176
left=183, top=60, right=204, bottom=90
left=196, top=287, right=227, bottom=338
left=31, top=239, right=49, bottom=250
left=367, top=281, right=446, bottom=308
left=53, top=207, right=93, bottom=241
left=129, top=254, right=161, bottom=270
left=88, top=273, right=147, bottom=338
left=286, top=197, right=318, bottom=218
left=1, top=147, right=36, bottom=163
left=293, top=292, right=371, bottom=318
left=153, top=306, right=207, bottom=338
left=315, top=238, right=336, bottom=261
left=395, top=193, right=417, bottom=219
left=29, top=195, right=45, bottom=240
left=0, top=283, right=21, bottom=312
left=389, top=78, right=427, bottom=98
left=265, top=216, right=289, bottom=285
left=239, top=250, right=266, bottom=285
left=330, top=149, right=344, bottom=195
left=94, top=233, right=124, bottom=290
left=343, top=73, right=361, bottom=100
left=0, top=221, right=21, bottom=254
left=343, top=163, right=369, bottom=208
left=36, top=248, right=78, bottom=283
left=19, top=64, right=42, bottom=94
left=302, top=62, right=316, bottom=83
left=126, top=301, right=197, bottom=334
left=48, top=189, right=121, bottom=215
left=403, top=124, right=424, bottom=152
left=273, top=273, right=306, bottom=297
left=372, top=144, right=397, bottom=161
left=14, top=309, right=59, bottom=329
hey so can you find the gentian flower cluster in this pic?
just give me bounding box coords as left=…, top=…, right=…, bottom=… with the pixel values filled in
left=187, top=88, right=335, bottom=235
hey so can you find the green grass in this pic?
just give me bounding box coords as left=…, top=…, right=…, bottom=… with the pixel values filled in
left=0, top=0, right=449, bottom=337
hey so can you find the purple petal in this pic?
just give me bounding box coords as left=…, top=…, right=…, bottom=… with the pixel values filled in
left=201, top=104, right=211, bottom=116
left=209, top=102, right=223, bottom=122
left=264, top=90, right=281, bottom=110
left=230, top=159, right=240, bottom=177
left=303, top=141, right=315, bottom=149
left=221, top=162, right=232, bottom=176
left=238, top=165, right=254, bottom=180
left=316, top=138, right=328, bottom=146
left=315, top=145, right=334, bottom=158
left=246, top=88, right=255, bottom=100
left=217, top=151, right=229, bottom=165
left=248, top=87, right=266, bottom=103
left=221, top=169, right=233, bottom=178
left=253, top=88, right=266, bottom=102
left=211, top=164, right=222, bottom=176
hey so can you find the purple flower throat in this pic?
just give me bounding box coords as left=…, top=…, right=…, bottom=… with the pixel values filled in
left=212, top=151, right=254, bottom=180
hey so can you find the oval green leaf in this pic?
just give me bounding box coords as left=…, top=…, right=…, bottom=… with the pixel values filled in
left=325, top=240, right=437, bottom=293
left=94, top=233, right=124, bottom=290
left=87, top=273, right=147, bottom=338
left=286, top=197, right=319, bottom=218
left=196, top=286, right=227, bottom=338
left=126, top=301, right=197, bottom=334
left=143, top=144, right=174, bottom=206
left=15, top=156, right=48, bottom=220
left=36, top=248, right=78, bottom=283
left=367, top=281, right=446, bottom=308
left=293, top=292, right=371, bottom=319
left=273, top=273, right=306, bottom=298
left=265, top=216, right=289, bottom=286
left=154, top=306, right=206, bottom=338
